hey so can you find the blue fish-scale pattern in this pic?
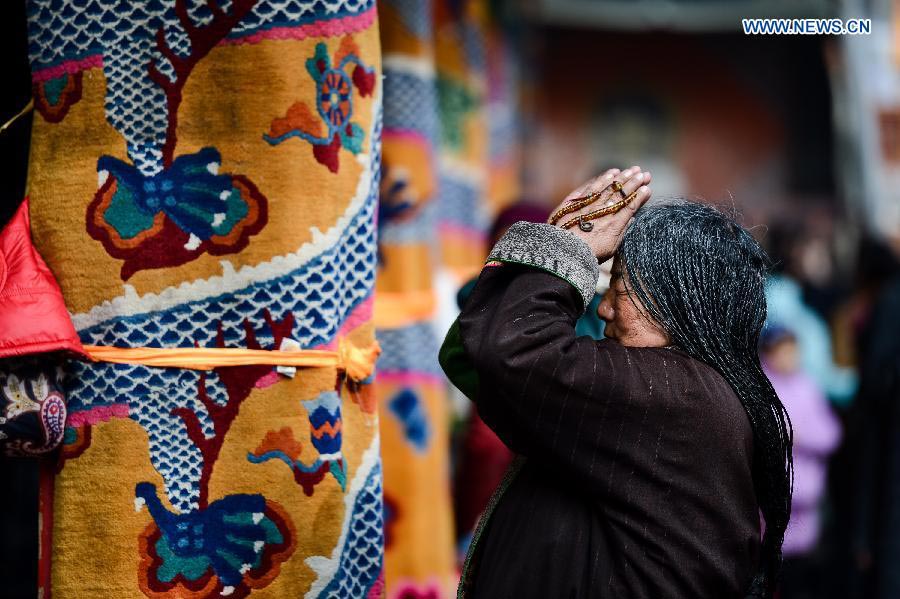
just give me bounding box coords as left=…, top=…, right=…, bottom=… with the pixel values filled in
left=485, top=42, right=518, bottom=162
left=376, top=322, right=442, bottom=376
left=103, top=34, right=171, bottom=174
left=437, top=173, right=488, bottom=234
left=66, top=112, right=382, bottom=511
left=320, top=459, right=384, bottom=598
left=487, top=82, right=518, bottom=163
left=383, top=70, right=438, bottom=143
left=27, top=0, right=107, bottom=68
left=382, top=0, right=431, bottom=38
left=126, top=368, right=221, bottom=511
left=27, top=0, right=374, bottom=71
left=488, top=106, right=517, bottom=162
left=460, top=20, right=486, bottom=77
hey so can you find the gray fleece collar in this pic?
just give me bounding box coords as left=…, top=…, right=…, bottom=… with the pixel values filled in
left=487, top=221, right=600, bottom=309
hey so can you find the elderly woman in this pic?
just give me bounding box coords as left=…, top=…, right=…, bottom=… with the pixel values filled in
left=440, top=167, right=792, bottom=598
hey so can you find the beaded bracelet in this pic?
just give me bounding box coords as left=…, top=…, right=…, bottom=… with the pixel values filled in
left=560, top=190, right=639, bottom=231
left=549, top=180, right=626, bottom=225
left=548, top=192, right=602, bottom=225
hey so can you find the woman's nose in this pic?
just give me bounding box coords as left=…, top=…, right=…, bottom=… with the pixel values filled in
left=597, top=293, right=615, bottom=322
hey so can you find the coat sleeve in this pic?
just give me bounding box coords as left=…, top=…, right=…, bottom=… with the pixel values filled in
left=0, top=197, right=83, bottom=457
left=0, top=198, right=83, bottom=359
left=440, top=221, right=627, bottom=466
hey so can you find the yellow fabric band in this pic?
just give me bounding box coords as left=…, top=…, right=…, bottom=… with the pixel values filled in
left=373, top=289, right=437, bottom=328
left=82, top=338, right=381, bottom=382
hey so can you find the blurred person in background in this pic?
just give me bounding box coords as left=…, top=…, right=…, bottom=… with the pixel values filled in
left=764, top=226, right=857, bottom=407
left=759, top=326, right=841, bottom=599
left=839, top=252, right=900, bottom=598
left=830, top=237, right=900, bottom=374
left=820, top=237, right=900, bottom=599
left=452, top=201, right=608, bottom=557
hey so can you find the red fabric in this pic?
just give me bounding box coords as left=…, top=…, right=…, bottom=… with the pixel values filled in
left=454, top=407, right=514, bottom=536
left=0, top=198, right=84, bottom=359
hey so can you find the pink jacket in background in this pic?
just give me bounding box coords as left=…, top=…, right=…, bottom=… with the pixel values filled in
left=764, top=364, right=842, bottom=556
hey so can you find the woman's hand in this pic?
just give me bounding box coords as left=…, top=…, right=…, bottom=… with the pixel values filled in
left=549, top=166, right=652, bottom=262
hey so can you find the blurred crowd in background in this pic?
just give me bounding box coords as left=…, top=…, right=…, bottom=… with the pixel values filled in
left=5, top=0, right=900, bottom=597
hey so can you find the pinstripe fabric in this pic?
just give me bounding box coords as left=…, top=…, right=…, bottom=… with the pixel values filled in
left=445, top=263, right=762, bottom=598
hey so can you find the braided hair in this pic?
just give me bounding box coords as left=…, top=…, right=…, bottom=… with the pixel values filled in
left=618, top=201, right=792, bottom=598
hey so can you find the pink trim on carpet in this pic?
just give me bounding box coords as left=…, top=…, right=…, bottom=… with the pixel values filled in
left=387, top=578, right=445, bottom=599
left=366, top=571, right=385, bottom=599
left=383, top=128, right=430, bottom=145
left=375, top=371, right=444, bottom=387
left=222, top=6, right=376, bottom=47
left=438, top=222, right=487, bottom=244
left=66, top=403, right=130, bottom=427
left=314, top=295, right=374, bottom=351
left=32, top=55, right=103, bottom=83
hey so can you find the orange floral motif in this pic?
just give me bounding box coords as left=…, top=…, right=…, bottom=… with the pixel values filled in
left=253, top=427, right=303, bottom=461
left=267, top=102, right=323, bottom=140
left=264, top=37, right=375, bottom=173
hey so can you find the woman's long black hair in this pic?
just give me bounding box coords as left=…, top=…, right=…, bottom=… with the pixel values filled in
left=618, top=201, right=792, bottom=598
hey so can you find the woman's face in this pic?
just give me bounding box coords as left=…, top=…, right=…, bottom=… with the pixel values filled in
left=597, top=256, right=670, bottom=347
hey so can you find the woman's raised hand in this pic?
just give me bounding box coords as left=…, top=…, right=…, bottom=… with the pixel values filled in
left=548, top=167, right=652, bottom=262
